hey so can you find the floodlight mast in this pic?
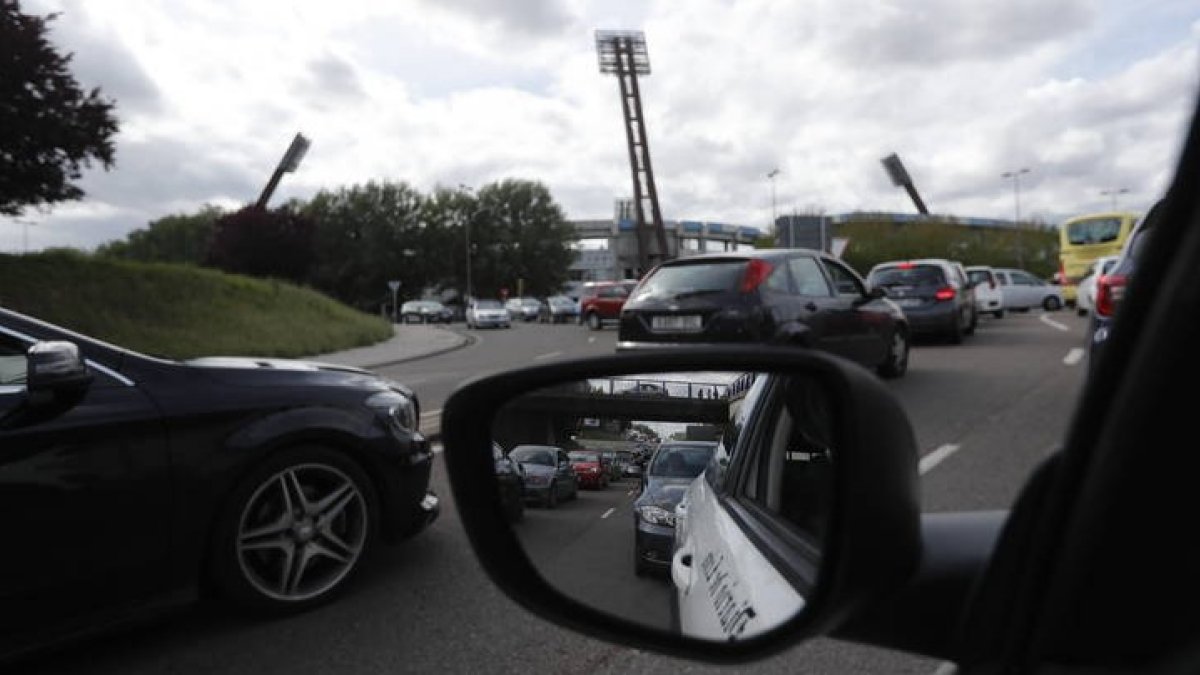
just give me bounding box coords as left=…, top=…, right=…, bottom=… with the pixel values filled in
left=596, top=30, right=670, bottom=275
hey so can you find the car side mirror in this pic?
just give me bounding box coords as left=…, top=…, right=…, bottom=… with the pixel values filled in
left=26, top=341, right=93, bottom=405
left=441, top=347, right=920, bottom=661
left=855, top=286, right=887, bottom=306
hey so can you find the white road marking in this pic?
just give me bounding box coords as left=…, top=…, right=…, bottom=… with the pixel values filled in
left=1040, top=314, right=1070, bottom=332
left=431, top=443, right=443, bottom=454
left=420, top=409, right=442, bottom=419
left=534, top=351, right=563, bottom=361
left=919, top=444, right=961, bottom=475
left=930, top=662, right=958, bottom=675
left=1063, top=348, right=1085, bottom=366
left=627, top=489, right=636, bottom=496
left=588, top=337, right=596, bottom=343
left=601, top=507, right=615, bottom=519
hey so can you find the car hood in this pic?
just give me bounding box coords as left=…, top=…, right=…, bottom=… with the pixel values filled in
left=182, top=357, right=411, bottom=395
left=518, top=463, right=557, bottom=477
left=635, top=476, right=694, bottom=509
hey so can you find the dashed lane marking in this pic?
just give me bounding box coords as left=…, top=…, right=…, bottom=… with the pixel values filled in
left=534, top=351, right=563, bottom=361
left=1063, top=348, right=1085, bottom=366
left=601, top=508, right=615, bottom=519
left=919, top=444, right=961, bottom=475
left=1040, top=314, right=1070, bottom=332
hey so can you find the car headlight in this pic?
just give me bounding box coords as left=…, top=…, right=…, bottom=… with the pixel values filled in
left=638, top=505, right=675, bottom=527
left=365, top=390, right=417, bottom=431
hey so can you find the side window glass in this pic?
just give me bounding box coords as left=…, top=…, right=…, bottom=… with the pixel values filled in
left=0, top=333, right=30, bottom=387
left=823, top=260, right=864, bottom=296
left=707, top=373, right=767, bottom=492
left=787, top=257, right=833, bottom=297
left=763, top=263, right=791, bottom=293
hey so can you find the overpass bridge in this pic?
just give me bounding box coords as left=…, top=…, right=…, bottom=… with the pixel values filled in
left=569, top=218, right=763, bottom=281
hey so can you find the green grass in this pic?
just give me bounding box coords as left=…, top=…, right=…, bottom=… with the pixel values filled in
left=0, top=251, right=392, bottom=360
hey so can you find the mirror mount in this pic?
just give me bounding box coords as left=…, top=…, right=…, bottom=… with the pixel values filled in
left=854, top=287, right=887, bottom=307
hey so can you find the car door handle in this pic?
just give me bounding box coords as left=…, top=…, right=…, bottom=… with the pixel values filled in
left=671, top=545, right=695, bottom=592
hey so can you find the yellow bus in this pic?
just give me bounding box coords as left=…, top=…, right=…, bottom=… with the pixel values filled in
left=1058, top=211, right=1139, bottom=306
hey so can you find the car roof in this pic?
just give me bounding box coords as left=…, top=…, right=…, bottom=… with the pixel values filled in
left=870, top=258, right=958, bottom=270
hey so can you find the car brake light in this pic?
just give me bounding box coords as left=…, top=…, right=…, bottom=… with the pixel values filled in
left=1095, top=274, right=1127, bottom=318
left=739, top=259, right=774, bottom=293
left=898, top=262, right=915, bottom=269
left=934, top=287, right=956, bottom=301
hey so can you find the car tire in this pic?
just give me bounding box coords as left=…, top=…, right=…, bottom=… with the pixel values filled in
left=507, top=493, right=525, bottom=523
left=634, top=548, right=648, bottom=577
left=947, top=316, right=964, bottom=345
left=545, top=482, right=558, bottom=508
left=586, top=312, right=602, bottom=331
left=209, top=445, right=378, bottom=615
left=993, top=309, right=1005, bottom=319
left=878, top=328, right=909, bottom=379
left=1044, top=296, right=1063, bottom=312
left=1077, top=307, right=1088, bottom=317
left=964, top=308, right=978, bottom=336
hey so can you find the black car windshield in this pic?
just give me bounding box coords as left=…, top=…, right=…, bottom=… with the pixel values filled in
left=569, top=452, right=600, bottom=463
left=636, top=261, right=746, bottom=297
left=649, top=446, right=716, bottom=478
left=869, top=266, right=946, bottom=287
left=509, top=448, right=556, bottom=466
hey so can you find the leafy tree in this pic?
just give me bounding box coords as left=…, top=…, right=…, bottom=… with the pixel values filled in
left=206, top=205, right=314, bottom=283
left=303, top=181, right=428, bottom=311
left=465, top=179, right=576, bottom=298
left=97, top=205, right=223, bottom=263
left=0, top=1, right=118, bottom=216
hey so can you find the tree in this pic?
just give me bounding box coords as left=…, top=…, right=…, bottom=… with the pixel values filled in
left=304, top=181, right=428, bottom=311
left=206, top=205, right=315, bottom=283
left=0, top=1, right=118, bottom=216
left=96, top=205, right=223, bottom=263
left=465, top=179, right=576, bottom=298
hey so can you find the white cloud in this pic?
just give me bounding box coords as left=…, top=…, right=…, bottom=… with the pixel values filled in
left=3, top=0, right=1198, bottom=253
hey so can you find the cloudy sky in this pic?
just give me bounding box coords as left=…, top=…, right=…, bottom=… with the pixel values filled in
left=4, top=0, right=1199, bottom=252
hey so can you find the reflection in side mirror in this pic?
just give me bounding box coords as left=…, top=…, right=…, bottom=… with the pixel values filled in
left=492, top=370, right=837, bottom=642
left=26, top=341, right=92, bottom=400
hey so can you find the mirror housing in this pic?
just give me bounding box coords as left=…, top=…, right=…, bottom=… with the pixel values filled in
left=26, top=341, right=93, bottom=404
left=441, top=347, right=920, bottom=663
left=855, top=286, right=888, bottom=306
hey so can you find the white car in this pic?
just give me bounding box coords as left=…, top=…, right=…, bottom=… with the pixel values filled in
left=964, top=265, right=1005, bottom=318
left=993, top=267, right=1064, bottom=311
left=1075, top=255, right=1120, bottom=316
left=465, top=299, right=511, bottom=329
left=671, top=373, right=819, bottom=640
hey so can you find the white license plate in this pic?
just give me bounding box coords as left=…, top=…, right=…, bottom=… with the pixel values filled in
left=896, top=298, right=923, bottom=308
left=652, top=315, right=702, bottom=331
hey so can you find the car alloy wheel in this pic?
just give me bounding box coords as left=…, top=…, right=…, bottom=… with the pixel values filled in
left=212, top=447, right=376, bottom=613
left=587, top=313, right=601, bottom=330
left=1044, top=296, right=1062, bottom=311
left=878, top=329, right=909, bottom=379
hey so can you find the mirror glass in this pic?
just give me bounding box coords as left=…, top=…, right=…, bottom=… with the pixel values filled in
left=491, top=369, right=836, bottom=641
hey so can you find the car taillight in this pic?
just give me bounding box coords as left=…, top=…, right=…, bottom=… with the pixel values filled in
left=739, top=259, right=774, bottom=293
left=898, top=262, right=915, bottom=269
left=1095, top=274, right=1127, bottom=318
left=934, top=287, right=956, bottom=301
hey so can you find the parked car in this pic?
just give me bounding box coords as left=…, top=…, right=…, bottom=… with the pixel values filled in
left=466, top=299, right=512, bottom=329
left=1090, top=200, right=1162, bottom=368
left=992, top=267, right=1064, bottom=311
left=0, top=307, right=439, bottom=657
left=579, top=280, right=639, bottom=330
left=505, top=297, right=541, bottom=322
left=507, top=445, right=577, bottom=508
left=965, top=265, right=1006, bottom=318
left=1076, top=255, right=1120, bottom=316
left=632, top=441, right=718, bottom=576
left=618, top=251, right=910, bottom=378
left=492, top=442, right=524, bottom=523
left=538, top=295, right=579, bottom=324
left=568, top=450, right=609, bottom=489
left=867, top=259, right=977, bottom=344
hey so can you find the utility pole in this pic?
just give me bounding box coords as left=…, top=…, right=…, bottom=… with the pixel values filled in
left=1002, top=168, right=1032, bottom=268
left=256, top=133, right=311, bottom=209
left=767, top=168, right=781, bottom=246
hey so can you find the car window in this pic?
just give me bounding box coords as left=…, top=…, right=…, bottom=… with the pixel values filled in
left=510, top=447, right=555, bottom=465
left=568, top=451, right=600, bottom=462
left=822, top=259, right=865, bottom=296
left=788, top=257, right=833, bottom=297
left=967, top=269, right=993, bottom=286
left=708, top=373, right=769, bottom=491
left=869, top=265, right=946, bottom=287
left=637, top=261, right=746, bottom=296
left=648, top=445, right=713, bottom=478
left=0, top=333, right=29, bottom=387
left=475, top=300, right=503, bottom=309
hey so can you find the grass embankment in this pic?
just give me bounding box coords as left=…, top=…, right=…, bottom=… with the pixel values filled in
left=0, top=251, right=392, bottom=360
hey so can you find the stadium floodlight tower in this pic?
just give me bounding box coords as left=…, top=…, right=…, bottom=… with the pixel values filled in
left=596, top=30, right=670, bottom=275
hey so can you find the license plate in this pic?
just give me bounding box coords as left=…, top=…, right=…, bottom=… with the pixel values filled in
left=652, top=315, right=702, bottom=331
left=896, top=299, right=923, bottom=308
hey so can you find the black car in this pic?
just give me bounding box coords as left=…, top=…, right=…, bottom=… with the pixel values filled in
left=1090, top=199, right=1162, bottom=368
left=401, top=300, right=451, bottom=324
left=0, top=307, right=439, bottom=661
left=617, top=250, right=910, bottom=378
left=492, top=442, right=525, bottom=522
left=632, top=441, right=718, bottom=576
left=866, top=258, right=978, bottom=344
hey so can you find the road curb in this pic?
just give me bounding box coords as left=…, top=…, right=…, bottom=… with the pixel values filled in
left=363, top=328, right=477, bottom=370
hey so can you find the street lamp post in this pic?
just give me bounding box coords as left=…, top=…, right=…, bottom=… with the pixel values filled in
left=1101, top=187, right=1130, bottom=211
left=1002, top=168, right=1032, bottom=268
left=767, top=168, right=781, bottom=246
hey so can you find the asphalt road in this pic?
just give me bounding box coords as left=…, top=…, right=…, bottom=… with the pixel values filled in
left=17, top=311, right=1091, bottom=674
